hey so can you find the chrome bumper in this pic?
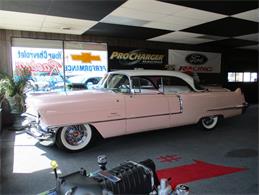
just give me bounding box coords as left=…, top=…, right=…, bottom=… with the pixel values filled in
left=207, top=102, right=249, bottom=114
left=22, top=114, right=56, bottom=146
left=242, top=102, right=248, bottom=114
left=26, top=124, right=56, bottom=146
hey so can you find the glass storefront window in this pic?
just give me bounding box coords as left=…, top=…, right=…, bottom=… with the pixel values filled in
left=235, top=73, right=243, bottom=82
left=228, top=72, right=258, bottom=83
left=228, top=72, right=236, bottom=82
left=64, top=41, right=108, bottom=91
left=11, top=38, right=108, bottom=94
left=12, top=38, right=64, bottom=93
left=243, top=72, right=251, bottom=82
left=250, top=72, right=258, bottom=82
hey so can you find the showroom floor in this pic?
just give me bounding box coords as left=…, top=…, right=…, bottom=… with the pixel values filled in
left=0, top=105, right=259, bottom=195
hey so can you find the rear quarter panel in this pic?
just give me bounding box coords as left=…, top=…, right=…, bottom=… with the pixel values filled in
left=171, top=90, right=245, bottom=127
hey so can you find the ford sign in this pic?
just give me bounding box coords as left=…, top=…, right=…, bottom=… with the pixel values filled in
left=185, top=53, right=208, bottom=65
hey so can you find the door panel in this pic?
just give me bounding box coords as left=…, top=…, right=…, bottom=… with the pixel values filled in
left=89, top=94, right=126, bottom=138
left=125, top=94, right=170, bottom=134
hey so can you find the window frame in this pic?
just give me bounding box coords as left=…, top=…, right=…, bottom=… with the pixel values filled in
left=227, top=72, right=258, bottom=83
left=160, top=76, right=194, bottom=94
left=102, top=73, right=131, bottom=94
left=130, top=76, right=158, bottom=94
left=130, top=75, right=194, bottom=95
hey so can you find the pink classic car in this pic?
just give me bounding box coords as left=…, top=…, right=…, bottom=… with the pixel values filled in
left=24, top=70, right=247, bottom=151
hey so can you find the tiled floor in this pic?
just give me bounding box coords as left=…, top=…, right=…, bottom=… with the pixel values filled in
left=0, top=105, right=258, bottom=195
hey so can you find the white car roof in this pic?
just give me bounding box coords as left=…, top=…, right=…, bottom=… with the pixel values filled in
left=110, top=69, right=197, bottom=90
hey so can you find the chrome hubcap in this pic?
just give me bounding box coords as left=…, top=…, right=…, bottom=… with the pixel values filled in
left=65, top=125, right=86, bottom=146
left=203, top=117, right=214, bottom=125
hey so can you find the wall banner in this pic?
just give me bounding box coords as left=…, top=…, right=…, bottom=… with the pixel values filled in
left=64, top=49, right=107, bottom=78
left=168, top=50, right=221, bottom=73
left=108, top=47, right=167, bottom=70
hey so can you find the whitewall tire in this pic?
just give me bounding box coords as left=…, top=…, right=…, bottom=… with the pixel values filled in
left=201, top=116, right=219, bottom=130
left=56, top=124, right=93, bottom=151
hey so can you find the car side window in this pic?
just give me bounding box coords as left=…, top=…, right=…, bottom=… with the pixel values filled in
left=161, top=76, right=193, bottom=93
left=131, top=77, right=158, bottom=94
left=104, top=74, right=130, bottom=93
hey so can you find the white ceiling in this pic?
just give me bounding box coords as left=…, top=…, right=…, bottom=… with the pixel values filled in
left=232, top=8, right=259, bottom=22
left=0, top=0, right=258, bottom=49
left=0, top=10, right=97, bottom=35
left=102, top=0, right=226, bottom=32
left=235, top=33, right=259, bottom=42
left=237, top=44, right=259, bottom=50
left=148, top=31, right=226, bottom=44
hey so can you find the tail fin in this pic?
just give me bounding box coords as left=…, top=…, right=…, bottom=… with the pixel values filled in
left=235, top=88, right=242, bottom=94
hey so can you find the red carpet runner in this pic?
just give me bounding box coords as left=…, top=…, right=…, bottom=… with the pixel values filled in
left=156, top=160, right=246, bottom=187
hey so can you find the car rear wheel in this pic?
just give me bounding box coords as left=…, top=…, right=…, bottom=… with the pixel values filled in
left=200, top=116, right=219, bottom=130
left=56, top=124, right=93, bottom=151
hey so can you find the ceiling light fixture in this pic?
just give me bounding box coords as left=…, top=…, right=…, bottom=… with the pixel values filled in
left=62, top=27, right=71, bottom=30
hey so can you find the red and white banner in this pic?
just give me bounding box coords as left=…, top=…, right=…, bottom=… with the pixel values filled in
left=12, top=47, right=64, bottom=76
left=168, top=50, right=221, bottom=73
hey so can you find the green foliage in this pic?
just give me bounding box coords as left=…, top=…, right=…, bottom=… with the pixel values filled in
left=0, top=71, right=28, bottom=113
left=0, top=72, right=27, bottom=97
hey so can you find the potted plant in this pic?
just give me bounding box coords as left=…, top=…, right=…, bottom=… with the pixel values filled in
left=0, top=92, right=14, bottom=128
left=0, top=71, right=28, bottom=113
left=0, top=93, right=3, bottom=132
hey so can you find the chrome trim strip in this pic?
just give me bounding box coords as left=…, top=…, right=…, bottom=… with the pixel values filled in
left=208, top=104, right=247, bottom=112
left=169, top=95, right=183, bottom=115
left=47, top=96, right=184, bottom=129
left=91, top=113, right=170, bottom=124
left=21, top=112, right=37, bottom=119
left=46, top=95, right=185, bottom=129
left=48, top=111, right=184, bottom=128
left=177, top=95, right=183, bottom=113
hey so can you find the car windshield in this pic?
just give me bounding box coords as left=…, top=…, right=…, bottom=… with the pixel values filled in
left=99, top=73, right=130, bottom=93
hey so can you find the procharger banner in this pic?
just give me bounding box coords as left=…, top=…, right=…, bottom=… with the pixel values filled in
left=108, top=47, right=167, bottom=70
left=168, top=50, right=221, bottom=73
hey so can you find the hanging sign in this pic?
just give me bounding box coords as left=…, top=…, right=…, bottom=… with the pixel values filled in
left=108, top=47, right=167, bottom=70
left=168, top=50, right=221, bottom=73
left=64, top=49, right=107, bottom=78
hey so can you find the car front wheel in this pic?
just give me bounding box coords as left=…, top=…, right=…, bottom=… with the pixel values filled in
left=56, top=124, right=93, bottom=151
left=200, top=116, right=219, bottom=130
